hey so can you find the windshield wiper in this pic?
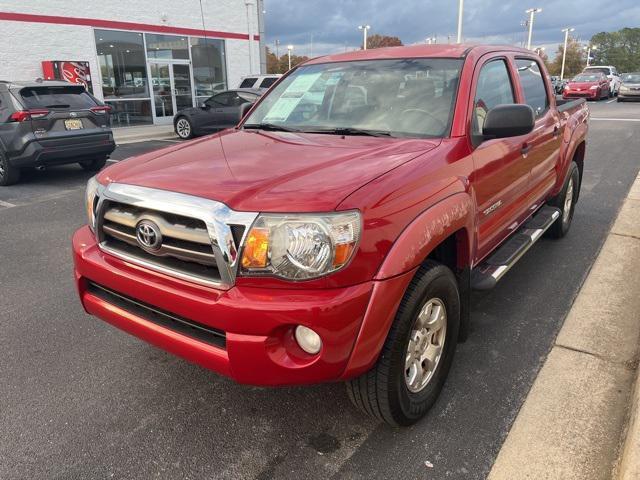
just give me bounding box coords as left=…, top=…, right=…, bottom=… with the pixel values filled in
left=308, top=127, right=394, bottom=137
left=243, top=123, right=302, bottom=133
left=45, top=104, right=70, bottom=108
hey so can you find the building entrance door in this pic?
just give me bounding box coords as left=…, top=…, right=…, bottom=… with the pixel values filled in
left=149, top=61, right=193, bottom=124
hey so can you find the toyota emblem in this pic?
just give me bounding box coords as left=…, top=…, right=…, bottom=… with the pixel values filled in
left=136, top=220, right=162, bottom=251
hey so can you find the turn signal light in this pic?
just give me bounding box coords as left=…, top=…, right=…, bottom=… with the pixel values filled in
left=332, top=242, right=356, bottom=268
left=241, top=227, right=270, bottom=268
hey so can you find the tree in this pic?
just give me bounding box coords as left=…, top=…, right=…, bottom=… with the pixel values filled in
left=364, top=34, right=403, bottom=50
left=549, top=37, right=584, bottom=78
left=266, top=47, right=309, bottom=74
left=590, top=28, right=640, bottom=72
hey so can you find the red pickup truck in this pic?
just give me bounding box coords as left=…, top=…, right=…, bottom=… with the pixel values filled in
left=73, top=45, right=588, bottom=426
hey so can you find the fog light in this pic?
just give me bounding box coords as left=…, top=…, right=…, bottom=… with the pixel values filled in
left=294, top=325, right=322, bottom=355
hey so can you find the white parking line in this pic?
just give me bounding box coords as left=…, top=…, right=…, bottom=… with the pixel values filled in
left=591, top=117, right=640, bottom=122
left=0, top=199, right=16, bottom=208
left=606, top=99, right=617, bottom=104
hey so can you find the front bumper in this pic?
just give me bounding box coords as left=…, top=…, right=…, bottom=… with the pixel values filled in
left=563, top=90, right=599, bottom=99
left=72, top=226, right=411, bottom=385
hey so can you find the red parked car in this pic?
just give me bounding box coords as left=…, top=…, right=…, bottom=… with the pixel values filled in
left=73, top=45, right=589, bottom=426
left=563, top=72, right=610, bottom=100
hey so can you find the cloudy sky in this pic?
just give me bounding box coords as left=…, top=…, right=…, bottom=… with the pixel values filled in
left=263, top=0, right=640, bottom=59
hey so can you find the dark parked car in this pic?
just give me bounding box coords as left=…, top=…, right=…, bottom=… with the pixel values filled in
left=618, top=72, right=640, bottom=102
left=0, top=80, right=115, bottom=186
left=173, top=89, right=262, bottom=139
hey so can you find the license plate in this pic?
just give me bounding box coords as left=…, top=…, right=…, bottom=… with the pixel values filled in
left=64, top=119, right=83, bottom=130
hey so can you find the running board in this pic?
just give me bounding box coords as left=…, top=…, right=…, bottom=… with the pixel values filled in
left=471, top=206, right=561, bottom=290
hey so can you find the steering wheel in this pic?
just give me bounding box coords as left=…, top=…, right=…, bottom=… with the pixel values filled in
left=400, top=108, right=446, bottom=132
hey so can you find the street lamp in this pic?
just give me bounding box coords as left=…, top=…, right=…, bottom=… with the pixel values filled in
left=358, top=24, right=371, bottom=50
left=560, top=27, right=575, bottom=81
left=287, top=44, right=293, bottom=70
left=525, top=8, right=542, bottom=50
left=585, top=44, right=597, bottom=66
left=456, top=0, right=464, bottom=43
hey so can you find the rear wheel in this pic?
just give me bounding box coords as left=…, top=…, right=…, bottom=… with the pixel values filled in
left=346, top=261, right=460, bottom=426
left=0, top=151, right=20, bottom=186
left=175, top=117, right=194, bottom=139
left=79, top=157, right=107, bottom=172
left=547, top=161, right=580, bottom=238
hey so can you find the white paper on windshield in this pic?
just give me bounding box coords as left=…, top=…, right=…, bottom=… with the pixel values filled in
left=263, top=72, right=322, bottom=122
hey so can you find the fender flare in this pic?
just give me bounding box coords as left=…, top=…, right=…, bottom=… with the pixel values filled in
left=341, top=192, right=474, bottom=379
left=375, top=192, right=474, bottom=280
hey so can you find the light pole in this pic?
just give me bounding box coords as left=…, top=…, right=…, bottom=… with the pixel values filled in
left=244, top=0, right=255, bottom=74
left=525, top=8, right=542, bottom=50
left=560, top=27, right=575, bottom=81
left=456, top=0, right=464, bottom=43
left=358, top=24, right=371, bottom=50
left=287, top=44, right=293, bottom=70
left=586, top=45, right=597, bottom=66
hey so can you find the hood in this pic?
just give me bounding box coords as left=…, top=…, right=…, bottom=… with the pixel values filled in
left=99, top=129, right=440, bottom=212
left=567, top=81, right=600, bottom=89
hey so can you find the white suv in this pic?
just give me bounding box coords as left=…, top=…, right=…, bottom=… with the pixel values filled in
left=238, top=74, right=282, bottom=90
left=583, top=66, right=621, bottom=96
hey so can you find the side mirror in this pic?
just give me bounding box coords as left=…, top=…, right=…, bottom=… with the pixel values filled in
left=482, top=104, right=535, bottom=139
left=239, top=102, right=253, bottom=120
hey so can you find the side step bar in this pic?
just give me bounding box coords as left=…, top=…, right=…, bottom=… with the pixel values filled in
left=471, top=206, right=561, bottom=290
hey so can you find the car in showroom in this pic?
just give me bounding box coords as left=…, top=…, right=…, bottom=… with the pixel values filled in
left=0, top=80, right=115, bottom=186
left=617, top=72, right=640, bottom=102
left=563, top=72, right=610, bottom=100
left=582, top=65, right=621, bottom=96
left=173, top=89, right=262, bottom=139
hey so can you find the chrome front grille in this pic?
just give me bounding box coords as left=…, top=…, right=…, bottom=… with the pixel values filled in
left=94, top=183, right=258, bottom=289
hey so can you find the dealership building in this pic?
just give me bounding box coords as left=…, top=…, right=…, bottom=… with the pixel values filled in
left=0, top=1, right=265, bottom=126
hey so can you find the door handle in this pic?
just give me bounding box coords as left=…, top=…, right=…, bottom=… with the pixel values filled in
left=521, top=143, right=532, bottom=155
left=553, top=126, right=560, bottom=137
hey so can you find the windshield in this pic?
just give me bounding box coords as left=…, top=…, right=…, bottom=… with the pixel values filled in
left=244, top=58, right=463, bottom=138
left=623, top=74, right=640, bottom=83
left=584, top=67, right=610, bottom=75
left=18, top=85, right=97, bottom=109
left=572, top=74, right=601, bottom=82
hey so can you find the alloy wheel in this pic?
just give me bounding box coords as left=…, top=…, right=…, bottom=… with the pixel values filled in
left=405, top=298, right=447, bottom=393
left=563, top=177, right=574, bottom=224
left=176, top=118, right=191, bottom=139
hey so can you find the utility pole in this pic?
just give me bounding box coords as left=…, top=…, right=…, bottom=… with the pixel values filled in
left=525, top=8, right=542, bottom=50
left=287, top=44, right=293, bottom=70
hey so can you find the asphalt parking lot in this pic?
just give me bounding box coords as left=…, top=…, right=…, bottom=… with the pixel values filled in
left=1, top=99, right=639, bottom=480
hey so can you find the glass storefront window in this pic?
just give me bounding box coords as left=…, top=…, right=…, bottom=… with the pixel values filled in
left=106, top=100, right=153, bottom=127
left=95, top=30, right=149, bottom=99
left=191, top=38, right=227, bottom=102
left=146, top=34, right=189, bottom=60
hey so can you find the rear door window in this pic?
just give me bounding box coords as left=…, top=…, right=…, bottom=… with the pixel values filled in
left=259, top=77, right=278, bottom=89
left=18, top=85, right=97, bottom=110
left=473, top=59, right=515, bottom=135
left=239, top=78, right=257, bottom=88
left=515, top=58, right=549, bottom=118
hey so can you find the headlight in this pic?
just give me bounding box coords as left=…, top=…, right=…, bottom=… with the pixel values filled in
left=240, top=211, right=361, bottom=280
left=620, top=85, right=629, bottom=92
left=85, top=176, right=100, bottom=231
left=589, top=85, right=598, bottom=90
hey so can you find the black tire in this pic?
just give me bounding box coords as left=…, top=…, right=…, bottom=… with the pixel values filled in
left=0, top=151, right=20, bottom=186
left=617, top=97, right=623, bottom=102
left=175, top=116, right=194, bottom=139
left=547, top=161, right=580, bottom=239
left=346, top=260, right=460, bottom=426
left=79, top=157, right=107, bottom=172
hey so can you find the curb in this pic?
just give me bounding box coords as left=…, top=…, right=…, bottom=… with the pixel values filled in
left=489, top=172, right=640, bottom=480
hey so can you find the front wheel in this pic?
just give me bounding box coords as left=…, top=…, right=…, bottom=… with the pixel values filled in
left=175, top=117, right=194, bottom=139
left=547, top=161, right=580, bottom=238
left=346, top=261, right=460, bottom=426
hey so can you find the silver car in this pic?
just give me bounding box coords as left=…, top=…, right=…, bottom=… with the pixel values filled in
left=618, top=73, right=640, bottom=102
